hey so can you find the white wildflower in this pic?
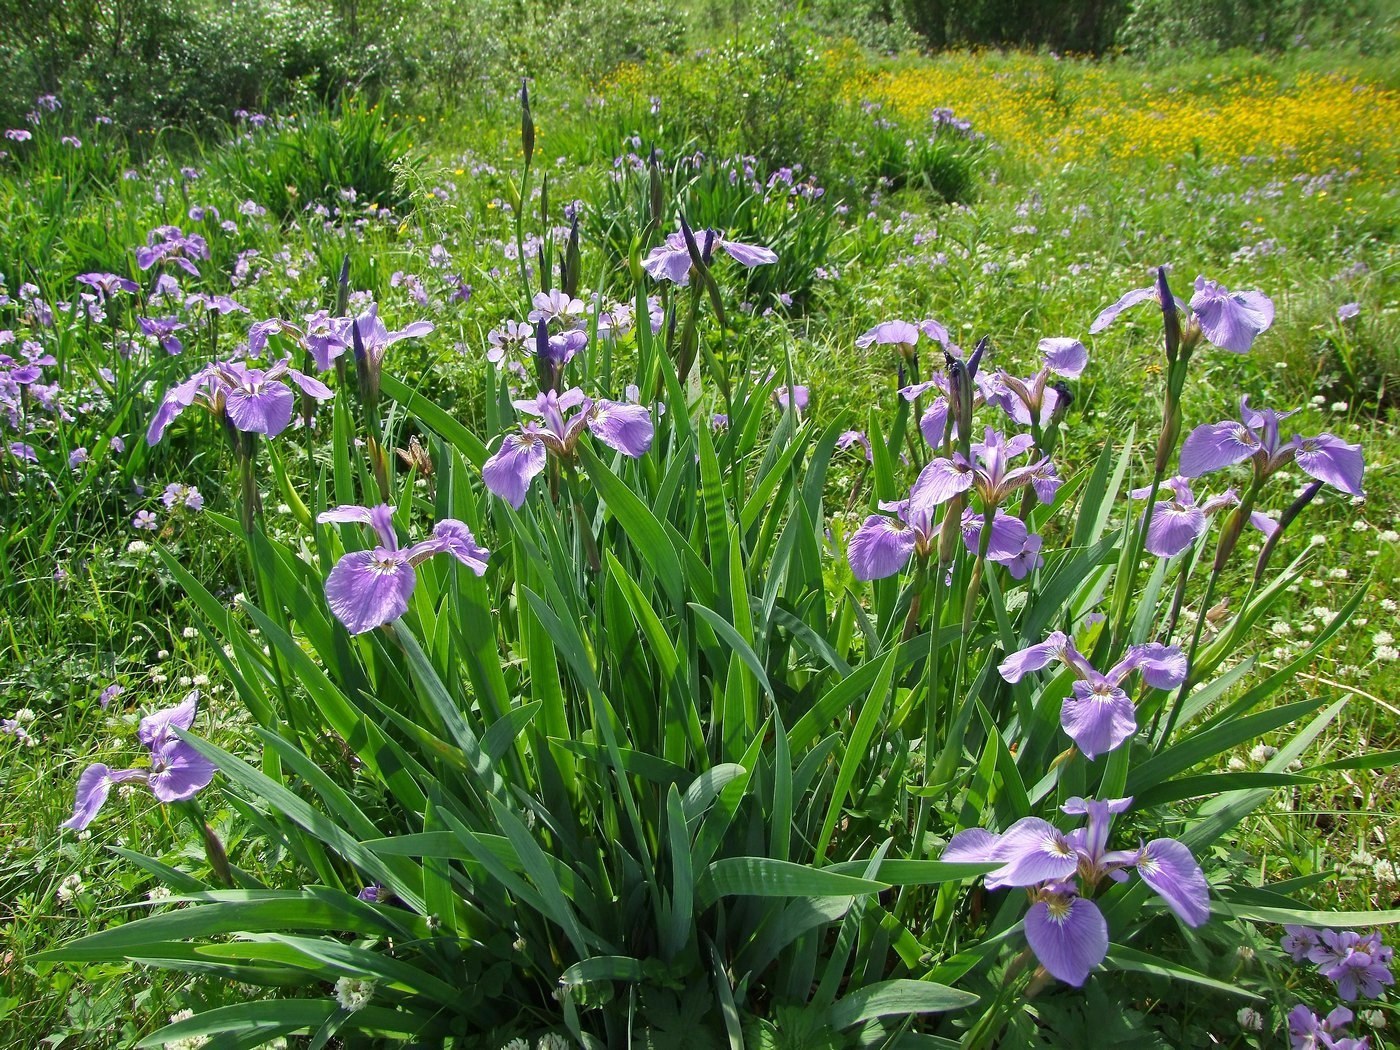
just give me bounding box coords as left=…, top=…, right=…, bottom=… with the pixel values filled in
left=334, top=976, right=375, bottom=1011
left=1249, top=744, right=1278, bottom=763
left=1237, top=1007, right=1264, bottom=1031
left=56, top=873, right=84, bottom=904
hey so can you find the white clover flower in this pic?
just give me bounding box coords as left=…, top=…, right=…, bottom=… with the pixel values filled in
left=56, top=873, right=84, bottom=904
left=334, top=976, right=375, bottom=1011
left=193, top=674, right=210, bottom=687
left=1352, top=519, right=1370, bottom=532
left=1374, top=631, right=1394, bottom=646
left=1235, top=945, right=1256, bottom=963
left=1311, top=607, right=1336, bottom=624
left=1269, top=621, right=1293, bottom=637
left=499, top=1040, right=529, bottom=1050
left=1377, top=645, right=1399, bottom=662
left=1361, top=1008, right=1387, bottom=1029
left=148, top=885, right=172, bottom=903
left=1309, top=534, right=1327, bottom=547
left=1249, top=744, right=1278, bottom=763
left=127, top=540, right=149, bottom=554
left=1329, top=568, right=1349, bottom=579
left=538, top=1035, right=571, bottom=1050
left=1237, top=1007, right=1264, bottom=1031
left=1228, top=756, right=1248, bottom=771
left=1331, top=401, right=1349, bottom=412
left=13, top=708, right=34, bottom=723
left=182, top=627, right=198, bottom=639
left=1379, top=532, right=1399, bottom=544
left=1380, top=598, right=1398, bottom=612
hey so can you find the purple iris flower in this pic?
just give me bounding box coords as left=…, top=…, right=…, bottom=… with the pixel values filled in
left=836, top=430, right=873, bottom=461
left=1090, top=273, right=1274, bottom=353
left=1188, top=276, right=1276, bottom=353
left=1292, top=929, right=1395, bottom=1001
left=960, top=509, right=1043, bottom=578
left=910, top=427, right=1059, bottom=514
left=942, top=796, right=1208, bottom=986
left=641, top=228, right=777, bottom=286
left=1287, top=1005, right=1367, bottom=1050
left=147, top=358, right=332, bottom=444
left=319, top=504, right=490, bottom=635
left=847, top=497, right=937, bottom=581
left=486, top=320, right=534, bottom=365
left=61, top=691, right=216, bottom=831
left=983, top=337, right=1086, bottom=427
left=136, top=226, right=209, bottom=277
left=774, top=385, right=809, bottom=417
left=845, top=316, right=946, bottom=361
left=1179, top=397, right=1364, bottom=497
left=1129, top=476, right=1254, bottom=557
left=482, top=388, right=655, bottom=508
left=137, top=316, right=187, bottom=355
left=76, top=272, right=139, bottom=300
left=528, top=290, right=587, bottom=329
left=347, top=303, right=435, bottom=372
left=999, top=632, right=1186, bottom=758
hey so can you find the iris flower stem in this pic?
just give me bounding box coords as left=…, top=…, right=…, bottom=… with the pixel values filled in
left=1162, top=542, right=1199, bottom=644
left=896, top=570, right=944, bottom=925
left=1154, top=565, right=1220, bottom=748
left=563, top=458, right=602, bottom=575
left=930, top=513, right=992, bottom=788
left=1109, top=347, right=1190, bottom=655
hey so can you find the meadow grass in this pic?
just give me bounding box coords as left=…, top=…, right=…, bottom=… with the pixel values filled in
left=0, top=41, right=1397, bottom=1046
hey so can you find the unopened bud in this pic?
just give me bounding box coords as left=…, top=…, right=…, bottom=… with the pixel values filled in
left=520, top=79, right=535, bottom=168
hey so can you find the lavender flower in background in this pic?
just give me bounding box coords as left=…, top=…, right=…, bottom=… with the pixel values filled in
left=482, top=388, right=655, bottom=508
left=999, top=631, right=1186, bottom=757
left=137, top=316, right=188, bottom=355
left=836, top=430, right=873, bottom=461
left=942, top=796, right=1208, bottom=985
left=856, top=319, right=922, bottom=359
left=774, top=384, right=808, bottom=417
left=1180, top=397, right=1364, bottom=497
left=319, top=504, right=490, bottom=634
left=61, top=691, right=216, bottom=831
left=1282, top=927, right=1394, bottom=1002
left=1091, top=273, right=1274, bottom=354
left=1287, top=1004, right=1369, bottom=1050
left=76, top=272, right=139, bottom=300
left=98, top=684, right=124, bottom=709
left=487, top=320, right=535, bottom=366
left=1338, top=302, right=1361, bottom=322
left=641, top=228, right=777, bottom=286
left=136, top=226, right=209, bottom=278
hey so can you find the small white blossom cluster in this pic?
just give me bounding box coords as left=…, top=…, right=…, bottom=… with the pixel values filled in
left=164, top=1009, right=210, bottom=1050
left=334, top=976, right=375, bottom=1011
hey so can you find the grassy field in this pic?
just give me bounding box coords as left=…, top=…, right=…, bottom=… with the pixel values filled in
left=1, top=37, right=1398, bottom=1048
